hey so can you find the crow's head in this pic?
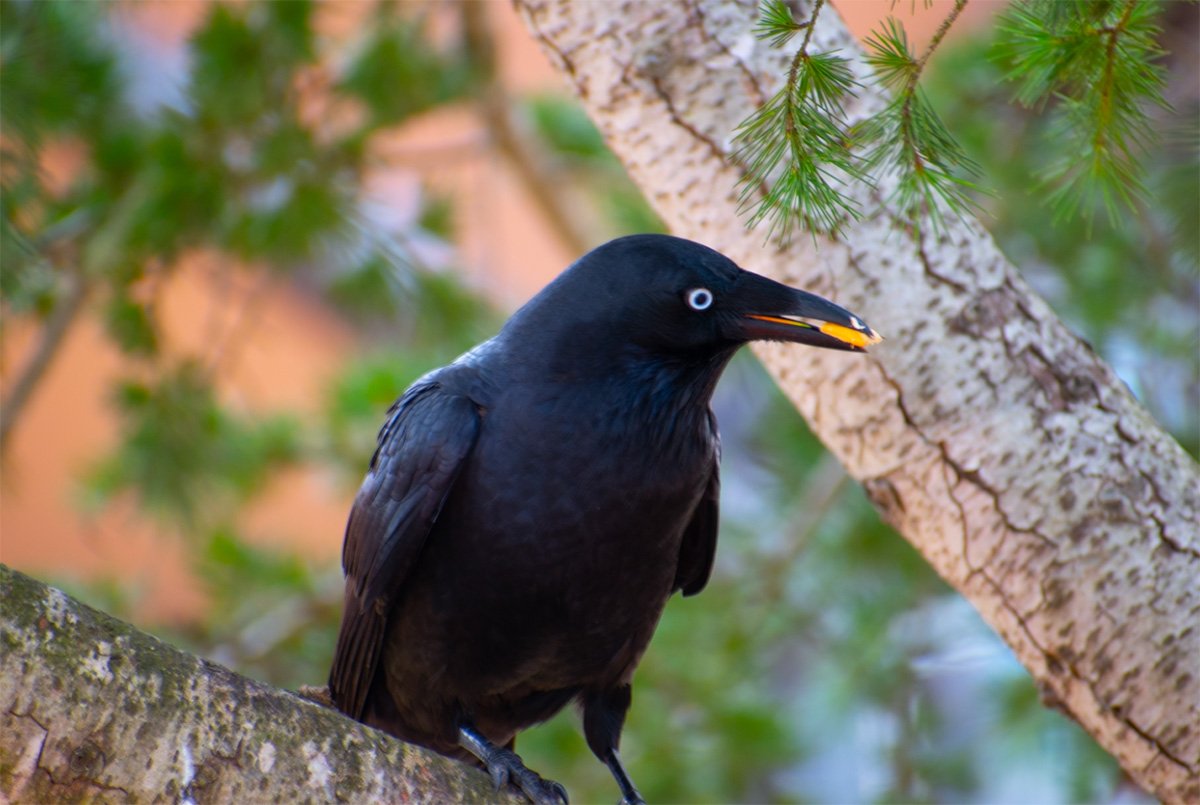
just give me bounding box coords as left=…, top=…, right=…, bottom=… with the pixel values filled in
left=511, top=234, right=881, bottom=363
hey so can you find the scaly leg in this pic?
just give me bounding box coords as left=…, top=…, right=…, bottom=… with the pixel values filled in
left=583, top=686, right=646, bottom=805
left=458, top=723, right=569, bottom=805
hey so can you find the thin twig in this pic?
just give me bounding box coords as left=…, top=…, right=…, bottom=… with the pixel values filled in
left=1095, top=0, right=1140, bottom=153
left=784, top=0, right=827, bottom=141
left=461, top=2, right=591, bottom=257
left=798, top=0, right=824, bottom=55
left=913, top=0, right=969, bottom=83
left=754, top=450, right=849, bottom=612
left=1, top=269, right=90, bottom=451
left=901, top=0, right=970, bottom=136
left=894, top=0, right=969, bottom=216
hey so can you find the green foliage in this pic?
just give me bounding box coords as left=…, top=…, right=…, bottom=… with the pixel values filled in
left=754, top=0, right=812, bottom=48
left=734, top=52, right=866, bottom=239
left=84, top=362, right=302, bottom=530
left=3, top=0, right=482, bottom=534
left=736, top=0, right=865, bottom=239
left=996, top=0, right=1169, bottom=221
left=525, top=95, right=665, bottom=236
left=417, top=193, right=456, bottom=240
left=0, top=0, right=123, bottom=324
left=189, top=3, right=312, bottom=127
left=0, top=0, right=119, bottom=143
left=739, top=0, right=1177, bottom=239
left=338, top=3, right=473, bottom=127
left=103, top=293, right=158, bottom=356
left=738, top=0, right=980, bottom=238
left=860, top=15, right=982, bottom=230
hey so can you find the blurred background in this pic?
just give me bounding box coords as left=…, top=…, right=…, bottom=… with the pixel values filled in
left=2, top=1, right=1195, bottom=802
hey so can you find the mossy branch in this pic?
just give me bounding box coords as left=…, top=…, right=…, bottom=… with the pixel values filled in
left=0, top=564, right=519, bottom=803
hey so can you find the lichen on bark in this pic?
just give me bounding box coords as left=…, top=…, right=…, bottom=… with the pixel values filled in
left=0, top=564, right=520, bottom=803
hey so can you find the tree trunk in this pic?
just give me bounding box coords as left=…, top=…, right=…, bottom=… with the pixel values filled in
left=514, top=1, right=1199, bottom=801
left=0, top=565, right=518, bottom=803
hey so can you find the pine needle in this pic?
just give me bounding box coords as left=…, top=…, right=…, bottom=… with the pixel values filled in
left=735, top=0, right=864, bottom=241
left=859, top=0, right=982, bottom=232
left=996, top=0, right=1169, bottom=223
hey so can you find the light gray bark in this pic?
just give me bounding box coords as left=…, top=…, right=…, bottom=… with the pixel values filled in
left=514, top=1, right=1199, bottom=801
left=0, top=564, right=518, bottom=803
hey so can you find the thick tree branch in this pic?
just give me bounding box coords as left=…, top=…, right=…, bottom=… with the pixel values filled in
left=0, top=564, right=519, bottom=803
left=515, top=1, right=1200, bottom=801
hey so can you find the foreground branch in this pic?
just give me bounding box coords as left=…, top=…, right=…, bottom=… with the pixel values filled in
left=0, top=565, right=518, bottom=803
left=516, top=1, right=1199, bottom=801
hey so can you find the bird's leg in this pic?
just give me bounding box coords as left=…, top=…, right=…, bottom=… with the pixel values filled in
left=458, top=723, right=569, bottom=805
left=583, top=686, right=646, bottom=805
left=600, top=747, right=645, bottom=805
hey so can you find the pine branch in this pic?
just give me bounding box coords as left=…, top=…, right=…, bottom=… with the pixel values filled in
left=996, top=0, right=1169, bottom=222
left=859, top=0, right=982, bottom=232
left=734, top=0, right=865, bottom=241
left=753, top=0, right=811, bottom=48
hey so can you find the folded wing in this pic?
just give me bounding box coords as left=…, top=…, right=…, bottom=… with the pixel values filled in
left=328, top=382, right=481, bottom=719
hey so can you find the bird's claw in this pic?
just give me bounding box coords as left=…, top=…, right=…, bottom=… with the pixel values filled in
left=618, top=798, right=646, bottom=805
left=484, top=747, right=569, bottom=805
left=546, top=779, right=570, bottom=804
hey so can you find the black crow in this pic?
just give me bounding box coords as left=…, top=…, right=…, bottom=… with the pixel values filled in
left=329, top=234, right=880, bottom=804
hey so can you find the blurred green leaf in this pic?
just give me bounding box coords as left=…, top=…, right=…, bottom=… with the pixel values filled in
left=338, top=6, right=472, bottom=128
left=103, top=293, right=158, bottom=356
left=417, top=192, right=456, bottom=239
left=85, top=361, right=302, bottom=529
left=527, top=96, right=608, bottom=160
left=524, top=94, right=664, bottom=236
left=0, top=0, right=120, bottom=143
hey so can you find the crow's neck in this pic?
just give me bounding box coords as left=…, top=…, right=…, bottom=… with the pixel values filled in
left=616, top=345, right=737, bottom=419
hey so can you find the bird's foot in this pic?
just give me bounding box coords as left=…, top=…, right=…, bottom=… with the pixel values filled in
left=484, top=746, right=568, bottom=805
left=618, top=795, right=647, bottom=805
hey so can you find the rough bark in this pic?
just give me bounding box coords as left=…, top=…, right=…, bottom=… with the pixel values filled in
left=514, top=1, right=1199, bottom=801
left=0, top=564, right=519, bottom=804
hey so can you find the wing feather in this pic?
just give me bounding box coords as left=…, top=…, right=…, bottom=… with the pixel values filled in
left=328, top=382, right=480, bottom=719
left=674, top=414, right=721, bottom=597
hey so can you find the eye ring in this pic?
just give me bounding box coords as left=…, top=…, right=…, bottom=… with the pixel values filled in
left=686, top=288, right=713, bottom=311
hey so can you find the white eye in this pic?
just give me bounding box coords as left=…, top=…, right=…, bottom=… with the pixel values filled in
left=686, top=288, right=713, bottom=311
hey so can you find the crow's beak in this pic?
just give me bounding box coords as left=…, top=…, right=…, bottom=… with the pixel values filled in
left=729, top=272, right=882, bottom=352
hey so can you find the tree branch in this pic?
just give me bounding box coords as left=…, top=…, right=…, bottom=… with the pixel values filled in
left=461, top=2, right=593, bottom=257
left=0, top=564, right=520, bottom=803
left=0, top=269, right=89, bottom=452
left=515, top=1, right=1200, bottom=801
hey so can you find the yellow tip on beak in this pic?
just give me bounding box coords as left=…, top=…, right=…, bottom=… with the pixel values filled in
left=818, top=322, right=883, bottom=349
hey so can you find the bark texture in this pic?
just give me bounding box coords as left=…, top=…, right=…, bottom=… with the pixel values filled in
left=0, top=564, right=519, bottom=803
left=515, top=1, right=1199, bottom=801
